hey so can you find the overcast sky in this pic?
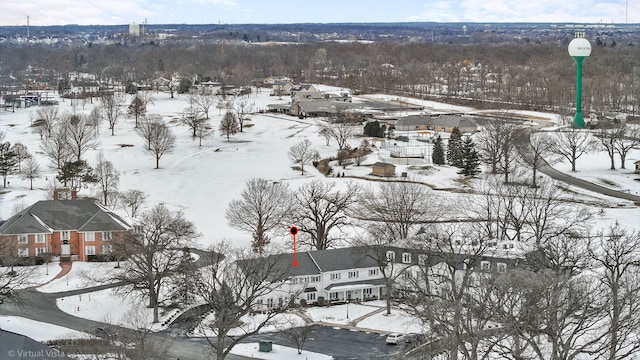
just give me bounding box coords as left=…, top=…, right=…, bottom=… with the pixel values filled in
left=0, top=0, right=637, bottom=26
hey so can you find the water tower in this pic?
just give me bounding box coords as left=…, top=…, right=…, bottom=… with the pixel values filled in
left=568, top=33, right=591, bottom=128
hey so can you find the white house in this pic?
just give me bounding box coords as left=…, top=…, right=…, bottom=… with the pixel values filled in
left=238, top=246, right=522, bottom=311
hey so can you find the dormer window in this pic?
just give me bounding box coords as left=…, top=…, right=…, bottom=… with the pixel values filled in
left=386, top=251, right=396, bottom=262
left=402, top=253, right=412, bottom=264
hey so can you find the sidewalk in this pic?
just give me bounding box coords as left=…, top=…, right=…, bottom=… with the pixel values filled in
left=294, top=304, right=392, bottom=335
left=30, top=262, right=73, bottom=289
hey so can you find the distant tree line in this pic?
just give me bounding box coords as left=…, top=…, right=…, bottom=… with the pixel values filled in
left=1, top=40, right=638, bottom=116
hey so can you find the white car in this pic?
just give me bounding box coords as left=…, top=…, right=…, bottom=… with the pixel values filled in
left=386, top=333, right=405, bottom=344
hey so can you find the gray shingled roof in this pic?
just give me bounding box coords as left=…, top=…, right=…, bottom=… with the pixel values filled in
left=0, top=200, right=131, bottom=235
left=0, top=329, right=73, bottom=359
left=307, top=247, right=378, bottom=272
left=396, top=114, right=478, bottom=130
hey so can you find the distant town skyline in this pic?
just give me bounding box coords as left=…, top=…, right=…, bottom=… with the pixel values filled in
left=0, top=0, right=638, bottom=27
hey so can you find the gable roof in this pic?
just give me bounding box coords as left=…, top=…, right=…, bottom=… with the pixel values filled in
left=0, top=200, right=131, bottom=235
left=397, top=114, right=478, bottom=130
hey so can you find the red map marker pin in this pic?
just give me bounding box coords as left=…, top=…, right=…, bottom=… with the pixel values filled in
left=290, top=226, right=298, bottom=268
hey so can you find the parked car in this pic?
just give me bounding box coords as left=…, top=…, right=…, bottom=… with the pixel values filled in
left=386, top=333, right=405, bottom=345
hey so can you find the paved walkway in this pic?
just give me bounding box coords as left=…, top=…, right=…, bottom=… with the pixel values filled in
left=30, top=262, right=72, bottom=289
left=294, top=304, right=391, bottom=335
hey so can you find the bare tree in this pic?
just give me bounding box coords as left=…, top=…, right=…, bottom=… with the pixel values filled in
left=136, top=114, right=163, bottom=151
left=589, top=225, right=640, bottom=360
left=87, top=105, right=103, bottom=135
left=280, top=322, right=313, bottom=355
left=141, top=121, right=176, bottom=169
left=20, top=157, right=40, bottom=190
left=111, top=204, right=199, bottom=323
left=319, top=125, right=332, bottom=146
left=101, top=93, right=123, bottom=136
left=219, top=110, right=240, bottom=142
left=189, top=93, right=216, bottom=119
left=613, top=124, right=640, bottom=170
left=288, top=139, right=320, bottom=175
left=180, top=103, right=205, bottom=138
left=233, top=95, right=254, bottom=132
left=357, top=181, right=441, bottom=242
left=596, top=121, right=624, bottom=170
left=65, top=113, right=100, bottom=162
left=94, top=152, right=120, bottom=207
left=515, top=130, right=557, bottom=187
left=226, top=177, right=292, bottom=253
left=40, top=124, right=73, bottom=169
left=33, top=105, right=59, bottom=138
left=197, top=243, right=294, bottom=360
left=476, top=115, right=520, bottom=178
left=549, top=127, right=599, bottom=172
left=195, top=118, right=214, bottom=146
left=289, top=180, right=360, bottom=250
left=10, top=143, right=31, bottom=169
left=320, top=121, right=357, bottom=150
left=120, top=189, right=146, bottom=218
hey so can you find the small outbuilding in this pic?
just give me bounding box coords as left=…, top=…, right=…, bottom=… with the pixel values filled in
left=371, top=162, right=396, bottom=177
left=634, top=160, right=640, bottom=174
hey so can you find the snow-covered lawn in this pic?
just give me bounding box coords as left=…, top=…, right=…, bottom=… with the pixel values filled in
left=232, top=343, right=333, bottom=360
left=0, top=316, right=89, bottom=341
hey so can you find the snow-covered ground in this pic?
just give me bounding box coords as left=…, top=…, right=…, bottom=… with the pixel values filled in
left=1, top=86, right=639, bottom=358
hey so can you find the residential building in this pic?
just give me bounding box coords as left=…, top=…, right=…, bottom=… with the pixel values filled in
left=238, top=246, right=521, bottom=311
left=395, top=114, right=478, bottom=133
left=0, top=192, right=132, bottom=262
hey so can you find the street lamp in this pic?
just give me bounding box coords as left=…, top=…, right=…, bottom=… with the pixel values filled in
left=568, top=35, right=592, bottom=128
left=346, top=299, right=350, bottom=319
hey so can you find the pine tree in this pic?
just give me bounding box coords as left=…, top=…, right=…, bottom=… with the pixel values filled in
left=458, top=136, right=481, bottom=177
left=0, top=142, right=17, bottom=188
left=446, top=127, right=463, bottom=167
left=432, top=135, right=445, bottom=165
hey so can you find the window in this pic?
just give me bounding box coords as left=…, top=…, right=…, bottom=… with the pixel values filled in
left=102, top=232, right=112, bottom=241
left=386, top=251, right=395, bottom=262
left=61, top=231, right=70, bottom=241
left=369, top=269, right=379, bottom=276
left=18, top=248, right=29, bottom=257
left=85, top=232, right=95, bottom=242
left=267, top=298, right=274, bottom=308
left=306, top=293, right=316, bottom=302
left=402, top=253, right=412, bottom=264
left=85, top=246, right=96, bottom=256
left=463, top=258, right=472, bottom=270
left=330, top=273, right=341, bottom=281
left=348, top=271, right=359, bottom=279
left=103, top=245, right=112, bottom=254
left=418, top=254, right=427, bottom=265
left=403, top=271, right=413, bottom=280
left=18, top=235, right=28, bottom=244
left=497, top=263, right=507, bottom=273
left=329, top=292, right=339, bottom=300
left=36, top=247, right=46, bottom=255
left=481, top=261, right=491, bottom=271
left=363, top=288, right=373, bottom=296
left=309, top=275, right=321, bottom=283
left=35, top=234, right=46, bottom=244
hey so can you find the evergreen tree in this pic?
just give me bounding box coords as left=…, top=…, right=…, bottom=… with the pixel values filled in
left=458, top=136, right=481, bottom=177
left=0, top=142, right=17, bottom=188
left=168, top=247, right=200, bottom=307
left=432, top=135, right=445, bottom=165
left=363, top=121, right=385, bottom=137
left=447, top=127, right=463, bottom=167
